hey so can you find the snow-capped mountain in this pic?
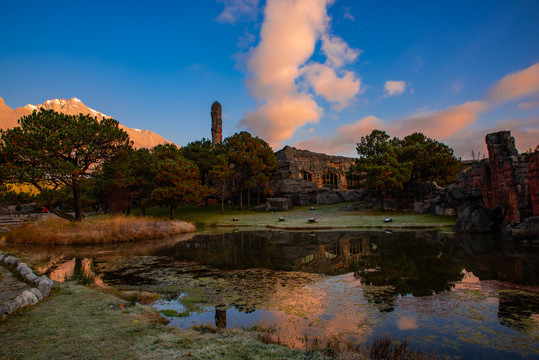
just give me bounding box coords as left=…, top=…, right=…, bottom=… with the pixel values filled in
left=0, top=97, right=173, bottom=149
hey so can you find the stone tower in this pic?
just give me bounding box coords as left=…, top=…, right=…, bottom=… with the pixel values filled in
left=211, top=101, right=222, bottom=145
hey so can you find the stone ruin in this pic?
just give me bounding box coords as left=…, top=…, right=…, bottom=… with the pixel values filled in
left=270, top=146, right=365, bottom=206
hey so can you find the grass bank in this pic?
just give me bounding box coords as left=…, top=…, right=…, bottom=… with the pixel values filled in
left=141, top=203, right=456, bottom=231
left=0, top=282, right=436, bottom=360
left=2, top=215, right=195, bottom=245
left=0, top=283, right=323, bottom=360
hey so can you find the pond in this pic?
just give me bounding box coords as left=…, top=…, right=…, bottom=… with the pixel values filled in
left=3, top=230, right=538, bottom=359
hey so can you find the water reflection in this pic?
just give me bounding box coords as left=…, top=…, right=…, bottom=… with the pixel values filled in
left=2, top=230, right=538, bottom=358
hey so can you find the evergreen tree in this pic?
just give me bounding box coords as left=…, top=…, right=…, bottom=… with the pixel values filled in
left=0, top=109, right=131, bottom=221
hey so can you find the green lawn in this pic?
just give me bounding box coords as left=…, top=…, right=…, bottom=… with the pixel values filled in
left=136, top=203, right=456, bottom=231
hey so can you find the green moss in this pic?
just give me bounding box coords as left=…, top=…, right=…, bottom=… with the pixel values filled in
left=160, top=309, right=179, bottom=317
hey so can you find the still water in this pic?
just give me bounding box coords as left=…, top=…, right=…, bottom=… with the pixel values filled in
left=4, top=230, right=539, bottom=358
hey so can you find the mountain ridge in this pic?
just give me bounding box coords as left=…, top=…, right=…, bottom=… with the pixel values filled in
left=0, top=97, right=173, bottom=149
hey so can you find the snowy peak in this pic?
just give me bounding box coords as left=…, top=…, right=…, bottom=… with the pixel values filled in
left=0, top=97, right=173, bottom=149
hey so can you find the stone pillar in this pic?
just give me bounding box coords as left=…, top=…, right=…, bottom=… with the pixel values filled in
left=211, top=101, right=222, bottom=145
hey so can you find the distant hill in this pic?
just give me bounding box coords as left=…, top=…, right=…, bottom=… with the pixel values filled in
left=0, top=97, right=173, bottom=149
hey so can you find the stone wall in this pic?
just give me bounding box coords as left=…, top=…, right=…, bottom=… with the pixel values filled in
left=0, top=253, right=54, bottom=318
left=274, top=146, right=355, bottom=190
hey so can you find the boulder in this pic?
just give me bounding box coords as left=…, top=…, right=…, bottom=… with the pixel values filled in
left=35, top=275, right=53, bottom=286
left=266, top=198, right=292, bottom=212
left=313, top=190, right=342, bottom=205
left=16, top=262, right=27, bottom=272
left=1, top=301, right=19, bottom=317
left=38, top=281, right=53, bottom=297
left=15, top=290, right=39, bottom=307
left=19, top=266, right=32, bottom=277
left=506, top=216, right=539, bottom=241
left=28, top=288, right=44, bottom=301
left=4, top=255, right=16, bottom=265
left=337, top=190, right=366, bottom=202
left=455, top=206, right=495, bottom=233
left=25, top=273, right=38, bottom=282
left=0, top=253, right=5, bottom=261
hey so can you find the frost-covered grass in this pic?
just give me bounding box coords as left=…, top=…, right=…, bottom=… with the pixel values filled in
left=0, top=283, right=439, bottom=360
left=142, top=203, right=456, bottom=231
left=0, top=283, right=326, bottom=360
left=2, top=215, right=196, bottom=245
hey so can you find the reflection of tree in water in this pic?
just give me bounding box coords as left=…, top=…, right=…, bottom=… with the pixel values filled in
left=498, top=291, right=539, bottom=331
left=354, top=235, right=465, bottom=311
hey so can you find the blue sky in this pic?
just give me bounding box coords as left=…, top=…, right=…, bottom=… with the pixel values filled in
left=1, top=0, right=538, bottom=158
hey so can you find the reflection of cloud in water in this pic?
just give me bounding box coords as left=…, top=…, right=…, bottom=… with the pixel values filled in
left=264, top=272, right=372, bottom=348
left=397, top=315, right=418, bottom=330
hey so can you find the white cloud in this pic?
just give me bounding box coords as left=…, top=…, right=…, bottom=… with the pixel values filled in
left=488, top=62, right=539, bottom=103
left=516, top=100, right=539, bottom=110
left=293, top=101, right=488, bottom=157
left=321, top=34, right=360, bottom=68
left=452, top=81, right=463, bottom=94
left=239, top=0, right=360, bottom=147
left=384, top=80, right=406, bottom=96
left=343, top=6, right=355, bottom=21
left=216, top=0, right=259, bottom=24
left=301, top=63, right=360, bottom=109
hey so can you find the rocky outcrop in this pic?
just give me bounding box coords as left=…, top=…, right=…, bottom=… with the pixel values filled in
left=0, top=253, right=54, bottom=318
left=453, top=131, right=538, bottom=239
left=528, top=152, right=539, bottom=217
left=454, top=206, right=496, bottom=233
left=480, top=131, right=530, bottom=223
left=271, top=178, right=318, bottom=206
left=313, top=189, right=366, bottom=205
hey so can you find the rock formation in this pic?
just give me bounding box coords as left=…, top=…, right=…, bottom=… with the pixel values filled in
left=0, top=97, right=172, bottom=149
left=211, top=101, right=222, bottom=145
left=452, top=131, right=538, bottom=239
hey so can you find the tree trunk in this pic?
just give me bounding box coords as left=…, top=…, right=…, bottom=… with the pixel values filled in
left=240, top=188, right=243, bottom=211
left=141, top=204, right=146, bottom=217
left=72, top=176, right=83, bottom=222
left=377, top=188, right=385, bottom=212
left=170, top=205, right=175, bottom=220
left=221, top=183, right=226, bottom=214
left=247, top=187, right=251, bottom=210
left=257, top=187, right=260, bottom=206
